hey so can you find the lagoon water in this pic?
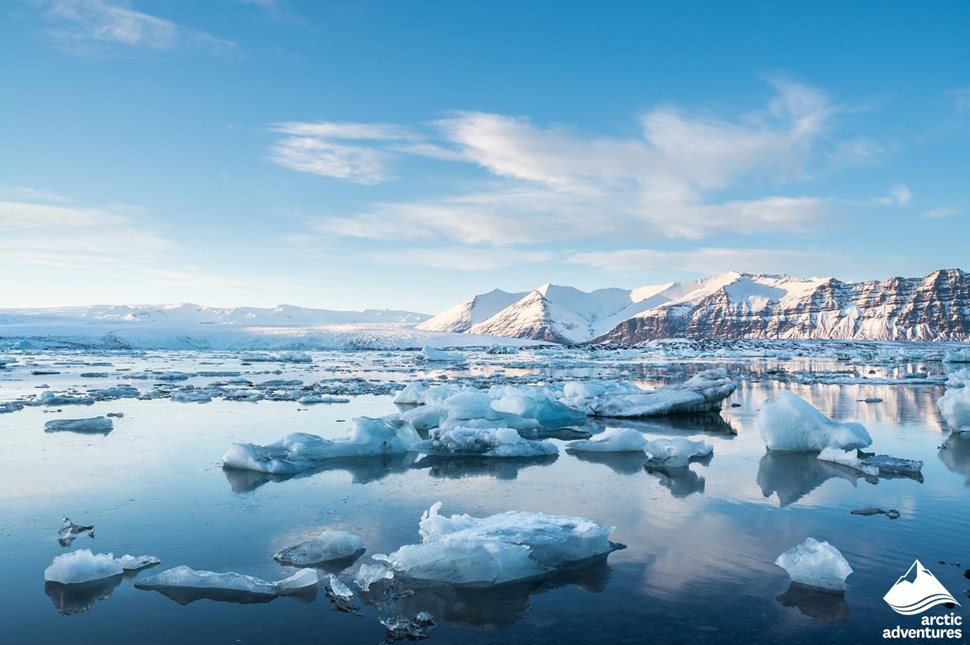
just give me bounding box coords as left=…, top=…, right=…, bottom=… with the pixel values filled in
left=1, top=347, right=967, bottom=644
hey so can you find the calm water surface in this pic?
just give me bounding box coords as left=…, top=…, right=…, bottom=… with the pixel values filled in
left=0, top=348, right=967, bottom=644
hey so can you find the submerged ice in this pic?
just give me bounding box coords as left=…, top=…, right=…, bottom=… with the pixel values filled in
left=274, top=529, right=365, bottom=567
left=372, top=502, right=616, bottom=585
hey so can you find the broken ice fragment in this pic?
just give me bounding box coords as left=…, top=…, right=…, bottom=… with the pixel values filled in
left=44, top=417, right=113, bottom=435
left=274, top=529, right=365, bottom=567
left=380, top=615, right=431, bottom=642
left=758, top=392, right=872, bottom=452
left=135, top=566, right=317, bottom=605
left=58, top=517, right=95, bottom=547
left=422, top=426, right=557, bottom=458
left=775, top=538, right=852, bottom=591
left=643, top=437, right=713, bottom=467
left=565, top=427, right=649, bottom=453
left=562, top=369, right=736, bottom=418
left=45, top=549, right=159, bottom=584
left=326, top=574, right=357, bottom=612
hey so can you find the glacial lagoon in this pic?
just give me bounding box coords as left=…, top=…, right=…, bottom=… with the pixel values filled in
left=1, top=344, right=968, bottom=644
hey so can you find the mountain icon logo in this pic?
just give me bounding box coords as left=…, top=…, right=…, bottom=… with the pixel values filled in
left=883, top=560, right=961, bottom=615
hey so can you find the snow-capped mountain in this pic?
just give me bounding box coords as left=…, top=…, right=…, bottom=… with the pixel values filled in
left=416, top=289, right=527, bottom=333
left=425, top=269, right=970, bottom=344
left=0, top=303, right=430, bottom=327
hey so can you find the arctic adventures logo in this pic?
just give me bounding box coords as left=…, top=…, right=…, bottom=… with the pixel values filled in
left=882, top=560, right=962, bottom=640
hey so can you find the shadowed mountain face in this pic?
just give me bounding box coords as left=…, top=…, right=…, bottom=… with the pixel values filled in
left=423, top=269, right=970, bottom=344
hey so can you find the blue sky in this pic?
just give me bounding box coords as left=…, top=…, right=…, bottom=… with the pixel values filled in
left=1, top=0, right=968, bottom=314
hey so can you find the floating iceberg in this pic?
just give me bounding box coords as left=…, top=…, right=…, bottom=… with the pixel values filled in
left=775, top=538, right=852, bottom=591
left=274, top=529, right=365, bottom=567
left=372, top=502, right=616, bottom=585
left=758, top=392, right=872, bottom=452
left=562, top=369, right=736, bottom=418
left=937, top=386, right=970, bottom=433
left=643, top=437, right=713, bottom=467
left=222, top=416, right=421, bottom=474
left=44, top=417, right=113, bottom=434
left=421, top=426, right=557, bottom=458
left=136, top=566, right=318, bottom=604
left=489, top=385, right=586, bottom=426
left=58, top=517, right=95, bottom=547
left=45, top=549, right=159, bottom=584
left=420, top=346, right=464, bottom=362
left=565, top=427, right=649, bottom=453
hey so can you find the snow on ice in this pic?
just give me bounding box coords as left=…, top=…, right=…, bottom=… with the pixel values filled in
left=44, top=549, right=159, bottom=584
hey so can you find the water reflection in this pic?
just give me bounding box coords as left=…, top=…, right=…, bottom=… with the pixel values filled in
left=939, top=432, right=970, bottom=486
left=412, top=454, right=558, bottom=480
left=645, top=465, right=706, bottom=497
left=569, top=451, right=648, bottom=475
left=137, top=583, right=317, bottom=606
left=757, top=452, right=863, bottom=507
left=45, top=575, right=124, bottom=616
left=223, top=453, right=420, bottom=492
left=387, top=554, right=612, bottom=629
left=776, top=582, right=850, bottom=624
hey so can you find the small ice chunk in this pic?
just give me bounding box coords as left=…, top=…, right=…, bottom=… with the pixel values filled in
left=642, top=437, right=713, bottom=467
left=423, top=426, right=557, bottom=458
left=37, top=391, right=95, bottom=406
left=938, top=386, right=970, bottom=433
left=372, top=502, right=615, bottom=585
left=222, top=416, right=421, bottom=474
left=0, top=401, right=24, bottom=414
left=326, top=574, right=357, bottom=612
left=91, top=384, right=140, bottom=399
left=489, top=386, right=586, bottom=426
left=817, top=448, right=923, bottom=480
left=274, top=530, right=365, bottom=566
left=817, top=447, right=878, bottom=476
left=136, top=566, right=317, bottom=597
left=156, top=372, right=191, bottom=381
left=565, top=427, right=649, bottom=453
left=775, top=538, right=852, bottom=591
left=45, top=549, right=159, bottom=584
left=354, top=563, right=393, bottom=591
left=58, top=517, right=95, bottom=547
left=44, top=417, right=113, bottom=434
left=758, top=392, right=872, bottom=451
left=171, top=389, right=213, bottom=403
left=381, top=614, right=431, bottom=641
left=420, top=346, right=464, bottom=362
left=850, top=507, right=900, bottom=519
left=280, top=351, right=313, bottom=363
left=298, top=395, right=349, bottom=405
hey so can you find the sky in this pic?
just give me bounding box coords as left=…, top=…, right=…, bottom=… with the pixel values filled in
left=1, top=0, right=968, bottom=314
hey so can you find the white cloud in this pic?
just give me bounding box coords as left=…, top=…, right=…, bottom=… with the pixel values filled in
left=924, top=207, right=958, bottom=219
left=39, top=0, right=235, bottom=55
left=873, top=183, right=912, bottom=206
left=372, top=247, right=554, bottom=271
left=274, top=78, right=890, bottom=250
left=567, top=247, right=837, bottom=276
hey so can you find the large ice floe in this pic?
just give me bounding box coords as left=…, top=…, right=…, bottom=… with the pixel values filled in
left=371, top=502, right=618, bottom=586
left=937, top=385, right=970, bottom=433
left=44, top=549, right=159, bottom=584
left=560, top=369, right=736, bottom=418
left=221, top=416, right=421, bottom=474
left=274, top=529, right=365, bottom=567
left=135, top=566, right=318, bottom=605
left=758, top=391, right=872, bottom=452
left=419, top=426, right=557, bottom=458
left=775, top=538, right=853, bottom=592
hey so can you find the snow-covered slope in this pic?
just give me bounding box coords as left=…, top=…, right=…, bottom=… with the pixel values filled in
left=417, top=289, right=526, bottom=333
left=429, top=269, right=970, bottom=344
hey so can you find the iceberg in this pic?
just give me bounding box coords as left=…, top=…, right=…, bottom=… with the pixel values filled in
left=222, top=416, right=421, bottom=474
left=58, top=517, right=95, bottom=547
left=422, top=426, right=557, bottom=458
left=274, top=529, right=365, bottom=567
left=758, top=391, right=872, bottom=451
left=643, top=437, right=713, bottom=467
left=489, top=385, right=586, bottom=426
left=44, top=549, right=159, bottom=584
left=372, top=502, right=616, bottom=585
left=562, top=369, right=736, bottom=418
left=135, top=566, right=318, bottom=604
left=44, top=417, right=113, bottom=434
left=420, top=346, right=464, bottom=362
left=565, top=427, right=649, bottom=453
left=937, top=386, right=970, bottom=433
left=775, top=538, right=852, bottom=591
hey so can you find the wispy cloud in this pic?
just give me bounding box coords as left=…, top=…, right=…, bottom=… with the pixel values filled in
left=924, top=206, right=958, bottom=219
left=38, top=0, right=235, bottom=55
left=873, top=183, right=912, bottom=206
left=372, top=247, right=554, bottom=271
left=274, top=78, right=892, bottom=252
left=567, top=247, right=838, bottom=276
